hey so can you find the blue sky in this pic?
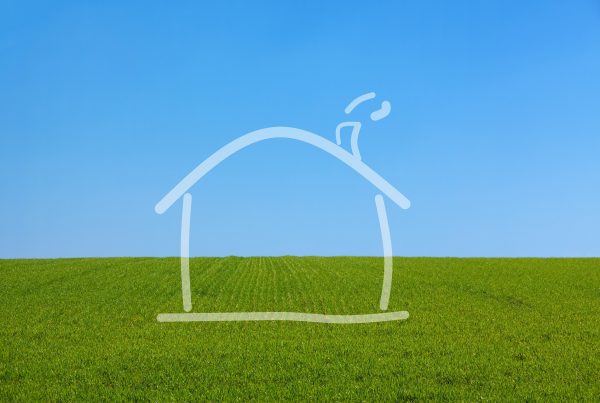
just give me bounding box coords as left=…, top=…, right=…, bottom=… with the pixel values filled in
left=1, top=1, right=599, bottom=258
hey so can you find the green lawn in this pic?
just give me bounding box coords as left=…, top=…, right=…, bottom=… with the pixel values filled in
left=0, top=257, right=598, bottom=400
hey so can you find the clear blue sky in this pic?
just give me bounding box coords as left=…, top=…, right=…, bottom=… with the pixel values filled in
left=1, top=1, right=599, bottom=258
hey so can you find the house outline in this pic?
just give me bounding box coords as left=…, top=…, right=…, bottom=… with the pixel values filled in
left=155, top=126, right=411, bottom=324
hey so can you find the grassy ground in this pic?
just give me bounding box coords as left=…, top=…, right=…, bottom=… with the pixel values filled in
left=0, top=257, right=598, bottom=401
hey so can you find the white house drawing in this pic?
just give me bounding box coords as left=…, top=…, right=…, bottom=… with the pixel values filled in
left=155, top=93, right=411, bottom=324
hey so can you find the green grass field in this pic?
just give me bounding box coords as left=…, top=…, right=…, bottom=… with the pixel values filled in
left=0, top=257, right=598, bottom=400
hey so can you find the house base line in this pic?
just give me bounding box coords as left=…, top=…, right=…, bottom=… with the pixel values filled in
left=156, top=311, right=409, bottom=324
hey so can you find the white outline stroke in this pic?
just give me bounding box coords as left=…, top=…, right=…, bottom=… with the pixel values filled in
left=375, top=194, right=393, bottom=310
left=180, top=193, right=193, bottom=312
left=156, top=126, right=411, bottom=324
left=157, top=311, right=409, bottom=323
left=156, top=127, right=410, bottom=214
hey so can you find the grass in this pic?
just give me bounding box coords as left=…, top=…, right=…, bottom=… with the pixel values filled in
left=0, top=257, right=598, bottom=401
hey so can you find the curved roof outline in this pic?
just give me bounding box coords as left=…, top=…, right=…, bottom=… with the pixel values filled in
left=155, top=126, right=411, bottom=214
